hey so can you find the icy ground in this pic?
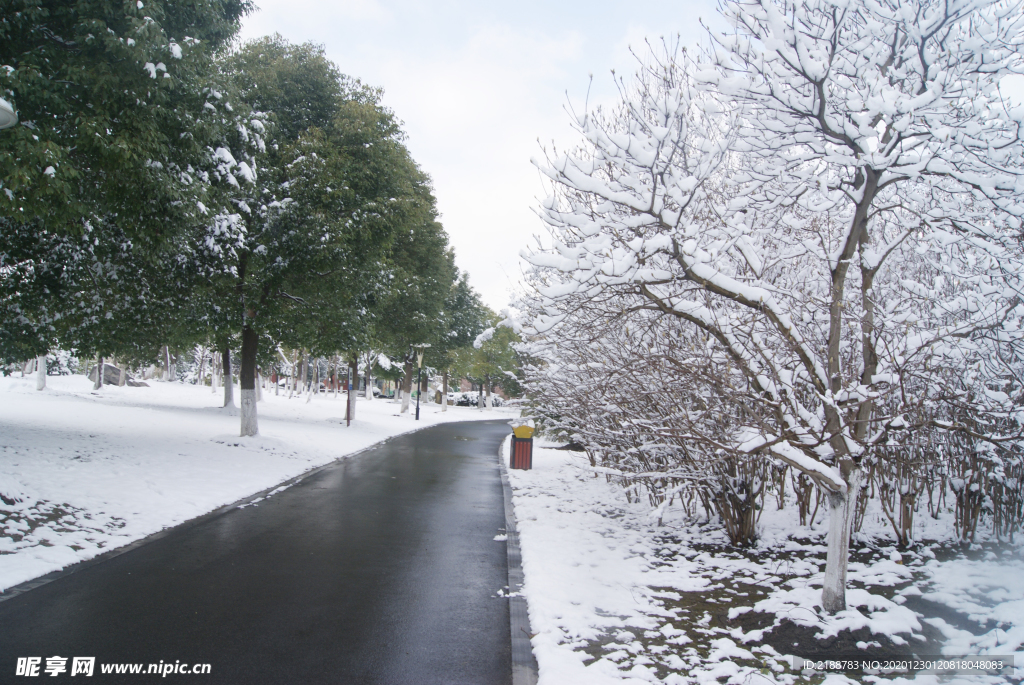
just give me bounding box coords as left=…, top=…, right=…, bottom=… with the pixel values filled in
left=0, top=374, right=514, bottom=593
left=507, top=442, right=1024, bottom=685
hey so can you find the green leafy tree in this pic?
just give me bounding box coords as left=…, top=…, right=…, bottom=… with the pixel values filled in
left=432, top=273, right=487, bottom=406
left=455, top=308, right=522, bottom=408
left=196, top=36, right=413, bottom=434
left=373, top=171, right=458, bottom=413
left=0, top=0, right=250, bottom=363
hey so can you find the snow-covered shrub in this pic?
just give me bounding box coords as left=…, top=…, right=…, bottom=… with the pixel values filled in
left=46, top=350, right=79, bottom=376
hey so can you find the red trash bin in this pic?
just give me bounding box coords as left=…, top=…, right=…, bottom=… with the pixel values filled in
left=510, top=425, right=534, bottom=470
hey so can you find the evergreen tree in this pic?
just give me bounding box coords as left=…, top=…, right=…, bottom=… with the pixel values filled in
left=374, top=170, right=458, bottom=413
left=456, top=309, right=521, bottom=408
left=0, top=0, right=250, bottom=363
left=432, top=273, right=487, bottom=407
left=197, top=36, right=414, bottom=434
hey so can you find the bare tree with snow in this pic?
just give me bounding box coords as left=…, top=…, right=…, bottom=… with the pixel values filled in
left=524, top=0, right=1024, bottom=613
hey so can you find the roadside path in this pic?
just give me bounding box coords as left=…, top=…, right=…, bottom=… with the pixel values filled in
left=0, top=420, right=513, bottom=684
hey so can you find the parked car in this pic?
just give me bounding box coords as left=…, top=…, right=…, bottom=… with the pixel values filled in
left=451, top=391, right=504, bottom=407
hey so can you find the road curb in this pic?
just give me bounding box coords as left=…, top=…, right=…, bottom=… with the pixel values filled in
left=498, top=433, right=540, bottom=685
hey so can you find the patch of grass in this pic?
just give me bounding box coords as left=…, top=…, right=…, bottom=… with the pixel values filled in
left=573, top=531, right=1010, bottom=683
left=0, top=501, right=125, bottom=551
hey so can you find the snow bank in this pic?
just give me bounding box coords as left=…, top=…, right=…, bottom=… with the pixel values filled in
left=508, top=443, right=1024, bottom=684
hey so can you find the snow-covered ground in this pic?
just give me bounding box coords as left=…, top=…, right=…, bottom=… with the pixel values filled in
left=0, top=374, right=514, bottom=593
left=507, top=442, right=1024, bottom=685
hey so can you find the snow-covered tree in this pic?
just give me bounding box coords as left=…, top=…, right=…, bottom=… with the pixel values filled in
left=0, top=0, right=248, bottom=366
left=524, top=0, right=1024, bottom=613
left=197, top=37, right=413, bottom=435
left=460, top=309, right=522, bottom=409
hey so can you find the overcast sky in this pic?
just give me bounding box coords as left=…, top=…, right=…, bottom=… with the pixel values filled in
left=238, top=2, right=1024, bottom=312
left=237, top=1, right=722, bottom=311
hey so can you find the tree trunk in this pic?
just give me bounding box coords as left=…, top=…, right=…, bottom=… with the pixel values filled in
left=239, top=326, right=258, bottom=436
left=197, top=352, right=207, bottom=389
left=442, top=371, right=448, bottom=412
left=365, top=354, right=373, bottom=402
left=288, top=351, right=296, bottom=399
left=222, top=348, right=234, bottom=408
left=299, top=352, right=307, bottom=395
left=401, top=362, right=413, bottom=414
left=485, top=374, right=492, bottom=410
left=211, top=353, right=218, bottom=393
left=118, top=357, right=126, bottom=387
left=256, top=369, right=263, bottom=402
left=347, top=357, right=358, bottom=425
left=478, top=383, right=484, bottom=409
left=306, top=358, right=317, bottom=403
left=93, top=356, right=104, bottom=390
left=35, top=354, right=46, bottom=391
left=821, top=466, right=863, bottom=613
left=161, top=346, right=171, bottom=382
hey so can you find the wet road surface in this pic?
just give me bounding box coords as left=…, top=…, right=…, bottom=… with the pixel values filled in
left=0, top=420, right=513, bottom=684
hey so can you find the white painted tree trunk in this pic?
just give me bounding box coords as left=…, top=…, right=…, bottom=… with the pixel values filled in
left=33, top=355, right=44, bottom=388
left=400, top=364, right=412, bottom=414
left=93, top=356, right=103, bottom=391
left=240, top=389, right=258, bottom=435
left=288, top=352, right=296, bottom=399
left=347, top=359, right=358, bottom=424
left=35, top=355, right=46, bottom=391
left=223, top=350, right=235, bottom=408
left=306, top=359, right=317, bottom=403
left=256, top=372, right=263, bottom=402
left=223, top=376, right=234, bottom=407
left=365, top=355, right=373, bottom=402
left=478, top=384, right=485, bottom=409
left=442, top=372, right=448, bottom=412
left=162, top=347, right=171, bottom=382
left=485, top=376, right=493, bottom=410
left=821, top=467, right=863, bottom=613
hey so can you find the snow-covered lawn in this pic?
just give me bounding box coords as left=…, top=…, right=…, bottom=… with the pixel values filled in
left=508, top=442, right=1024, bottom=685
left=0, top=374, right=514, bottom=593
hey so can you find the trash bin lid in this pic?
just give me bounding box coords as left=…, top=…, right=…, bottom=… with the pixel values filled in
left=512, top=425, right=534, bottom=439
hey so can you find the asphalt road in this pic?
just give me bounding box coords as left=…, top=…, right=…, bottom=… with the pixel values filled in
left=0, top=420, right=514, bottom=684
